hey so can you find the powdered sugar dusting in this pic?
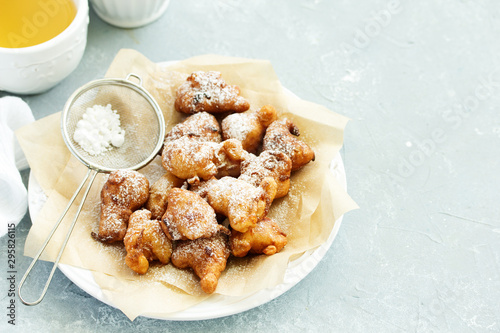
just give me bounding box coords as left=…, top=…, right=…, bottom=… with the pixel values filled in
left=162, top=137, right=244, bottom=181
left=221, top=112, right=253, bottom=142
left=165, top=112, right=221, bottom=144
left=192, top=176, right=270, bottom=232
left=172, top=232, right=230, bottom=265
left=263, top=118, right=315, bottom=171
left=198, top=177, right=265, bottom=211
left=175, top=71, right=249, bottom=114
left=96, top=170, right=149, bottom=240
left=239, top=150, right=292, bottom=198
left=123, top=209, right=150, bottom=240
left=107, top=170, right=149, bottom=207
left=162, top=136, right=220, bottom=180
left=163, top=188, right=221, bottom=241
left=263, top=122, right=296, bottom=156
left=186, top=71, right=235, bottom=109
left=240, top=152, right=279, bottom=184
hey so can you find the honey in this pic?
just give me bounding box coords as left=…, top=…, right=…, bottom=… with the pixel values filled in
left=0, top=0, right=77, bottom=48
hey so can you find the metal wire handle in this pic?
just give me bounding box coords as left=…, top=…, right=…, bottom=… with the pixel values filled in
left=18, top=168, right=98, bottom=305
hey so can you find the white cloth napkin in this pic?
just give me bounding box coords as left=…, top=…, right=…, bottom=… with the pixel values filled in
left=0, top=96, right=35, bottom=236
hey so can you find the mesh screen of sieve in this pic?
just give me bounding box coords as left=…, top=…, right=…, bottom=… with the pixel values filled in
left=61, top=76, right=165, bottom=172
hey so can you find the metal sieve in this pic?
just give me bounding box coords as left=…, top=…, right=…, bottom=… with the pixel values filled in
left=18, top=73, right=165, bottom=305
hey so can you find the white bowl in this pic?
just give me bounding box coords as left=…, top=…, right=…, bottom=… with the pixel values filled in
left=0, top=0, right=89, bottom=95
left=90, top=0, right=170, bottom=28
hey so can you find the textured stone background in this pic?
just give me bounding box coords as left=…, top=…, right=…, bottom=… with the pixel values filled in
left=1, top=0, right=499, bottom=331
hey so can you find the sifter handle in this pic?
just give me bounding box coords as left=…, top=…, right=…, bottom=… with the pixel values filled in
left=18, top=168, right=98, bottom=306
left=125, top=73, right=143, bottom=86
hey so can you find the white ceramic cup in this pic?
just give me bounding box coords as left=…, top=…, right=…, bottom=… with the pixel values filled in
left=0, top=0, right=89, bottom=95
left=90, top=0, right=170, bottom=28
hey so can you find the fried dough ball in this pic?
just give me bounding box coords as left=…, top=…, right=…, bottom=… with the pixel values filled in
left=92, top=170, right=149, bottom=243
left=165, top=112, right=221, bottom=144
left=221, top=105, right=278, bottom=154
left=144, top=172, right=184, bottom=220
left=160, top=188, right=225, bottom=241
left=230, top=217, right=287, bottom=257
left=239, top=150, right=292, bottom=199
left=171, top=231, right=230, bottom=294
left=175, top=71, right=250, bottom=114
left=192, top=176, right=277, bottom=233
left=124, top=209, right=173, bottom=274
left=161, top=136, right=247, bottom=182
left=262, top=119, right=315, bottom=171
left=214, top=138, right=249, bottom=178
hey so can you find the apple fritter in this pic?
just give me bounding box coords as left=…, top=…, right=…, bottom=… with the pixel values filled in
left=174, top=71, right=250, bottom=114
left=230, top=217, right=287, bottom=257
left=160, top=188, right=226, bottom=241
left=161, top=136, right=246, bottom=183
left=145, top=172, right=184, bottom=220
left=239, top=150, right=292, bottom=199
left=191, top=176, right=277, bottom=233
left=124, top=209, right=172, bottom=274
left=165, top=111, right=221, bottom=144
left=221, top=105, right=278, bottom=154
left=214, top=138, right=249, bottom=178
left=262, top=118, right=315, bottom=171
left=92, top=170, right=149, bottom=243
left=171, top=231, right=231, bottom=294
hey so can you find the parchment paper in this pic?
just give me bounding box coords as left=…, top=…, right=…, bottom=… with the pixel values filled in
left=17, top=49, right=358, bottom=320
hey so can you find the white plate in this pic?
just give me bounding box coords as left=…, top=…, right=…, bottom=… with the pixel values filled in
left=28, top=153, right=345, bottom=320
left=27, top=68, right=347, bottom=320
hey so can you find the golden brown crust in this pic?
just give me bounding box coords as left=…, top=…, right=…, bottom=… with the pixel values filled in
left=165, top=112, right=221, bottom=144
left=230, top=217, right=287, bottom=257
left=124, top=209, right=172, bottom=274
left=92, top=170, right=149, bottom=243
left=160, top=188, right=226, bottom=241
left=262, top=118, right=315, bottom=171
left=175, top=71, right=250, bottom=114
left=161, top=137, right=246, bottom=182
left=162, top=136, right=219, bottom=181
left=145, top=172, right=184, bottom=220
left=221, top=105, right=278, bottom=154
left=191, top=176, right=277, bottom=233
left=171, top=231, right=231, bottom=294
left=213, top=139, right=249, bottom=178
left=239, top=150, right=292, bottom=199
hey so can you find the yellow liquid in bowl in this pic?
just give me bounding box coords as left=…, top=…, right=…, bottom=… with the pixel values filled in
left=0, top=0, right=77, bottom=48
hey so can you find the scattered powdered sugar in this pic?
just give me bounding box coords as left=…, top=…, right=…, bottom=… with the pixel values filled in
left=172, top=232, right=230, bottom=268
left=73, top=104, right=126, bottom=156
left=165, top=112, right=221, bottom=144
left=83, top=70, right=319, bottom=295
left=108, top=170, right=149, bottom=207
left=163, top=136, right=220, bottom=180
left=263, top=120, right=296, bottom=156
left=176, top=71, right=249, bottom=113
left=124, top=210, right=151, bottom=240
left=189, top=71, right=234, bottom=107
left=193, top=176, right=268, bottom=233
left=240, top=152, right=279, bottom=180
left=221, top=112, right=253, bottom=142
left=163, top=188, right=220, bottom=241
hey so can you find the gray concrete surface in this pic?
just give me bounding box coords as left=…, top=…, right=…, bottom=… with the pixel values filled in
left=1, top=0, right=499, bottom=331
